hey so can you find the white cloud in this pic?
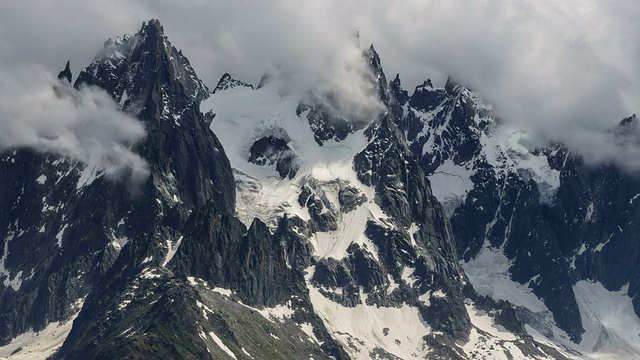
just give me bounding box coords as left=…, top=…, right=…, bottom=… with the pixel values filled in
left=1, top=0, right=640, bottom=169
left=0, top=65, right=148, bottom=181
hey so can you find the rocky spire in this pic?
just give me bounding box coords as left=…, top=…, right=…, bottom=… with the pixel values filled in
left=75, top=19, right=208, bottom=111
left=57, top=60, right=72, bottom=84
left=363, top=44, right=392, bottom=107
left=390, top=73, right=409, bottom=105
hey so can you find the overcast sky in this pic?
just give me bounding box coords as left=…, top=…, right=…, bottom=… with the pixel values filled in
left=1, top=0, right=640, bottom=170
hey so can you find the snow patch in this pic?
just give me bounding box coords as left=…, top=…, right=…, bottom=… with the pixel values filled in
left=0, top=232, right=24, bottom=291
left=162, top=236, right=183, bottom=267
left=76, top=160, right=103, bottom=189
left=572, top=281, right=640, bottom=359
left=401, top=267, right=418, bottom=287
left=208, top=331, right=237, bottom=359
left=0, top=300, right=84, bottom=360
left=241, top=347, right=253, bottom=359
left=408, top=223, right=419, bottom=247
left=462, top=244, right=548, bottom=313
left=418, top=291, right=431, bottom=306
left=462, top=302, right=545, bottom=360
left=585, top=203, right=595, bottom=222
left=299, top=322, right=320, bottom=345
left=594, top=234, right=613, bottom=253
left=462, top=242, right=640, bottom=359
left=254, top=302, right=295, bottom=323
left=309, top=200, right=381, bottom=260
left=55, top=225, right=68, bottom=248
left=307, top=283, right=430, bottom=359
left=212, top=287, right=232, bottom=297
left=428, top=160, right=474, bottom=217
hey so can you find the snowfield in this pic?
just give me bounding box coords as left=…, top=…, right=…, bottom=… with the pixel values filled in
left=463, top=244, right=640, bottom=359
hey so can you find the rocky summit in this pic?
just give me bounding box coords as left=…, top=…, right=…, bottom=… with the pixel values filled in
left=0, top=19, right=639, bottom=359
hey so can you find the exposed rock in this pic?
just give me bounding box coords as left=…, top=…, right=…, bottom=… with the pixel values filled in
left=248, top=136, right=299, bottom=179
left=338, top=186, right=367, bottom=213
left=212, top=72, right=254, bottom=93
left=57, top=60, right=72, bottom=83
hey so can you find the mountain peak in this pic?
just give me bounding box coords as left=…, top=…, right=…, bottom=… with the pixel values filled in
left=213, top=73, right=254, bottom=94
left=619, top=114, right=638, bottom=127
left=57, top=60, right=72, bottom=84
left=362, top=43, right=392, bottom=107
left=75, top=18, right=208, bottom=112
left=140, top=18, right=164, bottom=37
left=615, top=114, right=640, bottom=139
left=364, top=44, right=380, bottom=67
left=390, top=73, right=409, bottom=105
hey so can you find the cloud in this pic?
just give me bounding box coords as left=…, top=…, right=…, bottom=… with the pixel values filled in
left=348, top=1, right=640, bottom=169
left=0, top=65, right=148, bottom=182
left=1, top=0, right=640, bottom=169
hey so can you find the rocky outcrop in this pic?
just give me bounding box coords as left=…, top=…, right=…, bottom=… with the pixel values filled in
left=212, top=72, right=254, bottom=93
left=248, top=136, right=299, bottom=179
left=57, top=60, right=72, bottom=83
left=169, top=201, right=305, bottom=307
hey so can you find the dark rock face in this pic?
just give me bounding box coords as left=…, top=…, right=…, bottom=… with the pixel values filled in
left=311, top=244, right=387, bottom=308
left=298, top=101, right=361, bottom=145
left=54, top=230, right=212, bottom=360
left=57, top=60, right=72, bottom=83
left=76, top=19, right=233, bottom=212
left=362, top=45, right=393, bottom=108
left=355, top=116, right=431, bottom=228
left=212, top=72, right=254, bottom=93
left=76, top=20, right=209, bottom=109
left=169, top=201, right=305, bottom=307
left=395, top=76, right=587, bottom=341
left=548, top=153, right=640, bottom=321
left=0, top=19, right=234, bottom=345
left=338, top=186, right=367, bottom=213
left=274, top=215, right=314, bottom=271
left=248, top=136, right=299, bottom=179
left=392, top=69, right=640, bottom=343
left=297, top=184, right=339, bottom=232
left=41, top=20, right=349, bottom=360
left=450, top=164, right=584, bottom=341
left=405, top=79, right=483, bottom=174
left=54, top=224, right=334, bottom=360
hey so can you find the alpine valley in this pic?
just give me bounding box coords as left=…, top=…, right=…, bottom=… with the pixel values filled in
left=1, top=19, right=639, bottom=360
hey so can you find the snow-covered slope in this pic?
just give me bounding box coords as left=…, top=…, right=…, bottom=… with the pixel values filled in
left=202, top=72, right=565, bottom=359
left=399, top=78, right=640, bottom=359
left=203, top=81, right=373, bottom=229
left=0, top=300, right=83, bottom=360
left=203, top=79, right=433, bottom=358
left=463, top=245, right=640, bottom=359
left=404, top=84, right=560, bottom=212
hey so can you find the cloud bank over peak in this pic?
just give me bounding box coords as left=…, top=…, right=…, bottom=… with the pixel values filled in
left=1, top=0, right=640, bottom=169
left=0, top=65, right=148, bottom=181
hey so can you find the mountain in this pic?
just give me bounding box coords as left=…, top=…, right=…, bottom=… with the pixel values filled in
left=394, top=74, right=640, bottom=357
left=0, top=19, right=638, bottom=359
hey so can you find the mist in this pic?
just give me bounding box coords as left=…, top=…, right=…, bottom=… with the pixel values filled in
left=0, top=65, right=148, bottom=181
left=1, top=0, right=640, bottom=170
